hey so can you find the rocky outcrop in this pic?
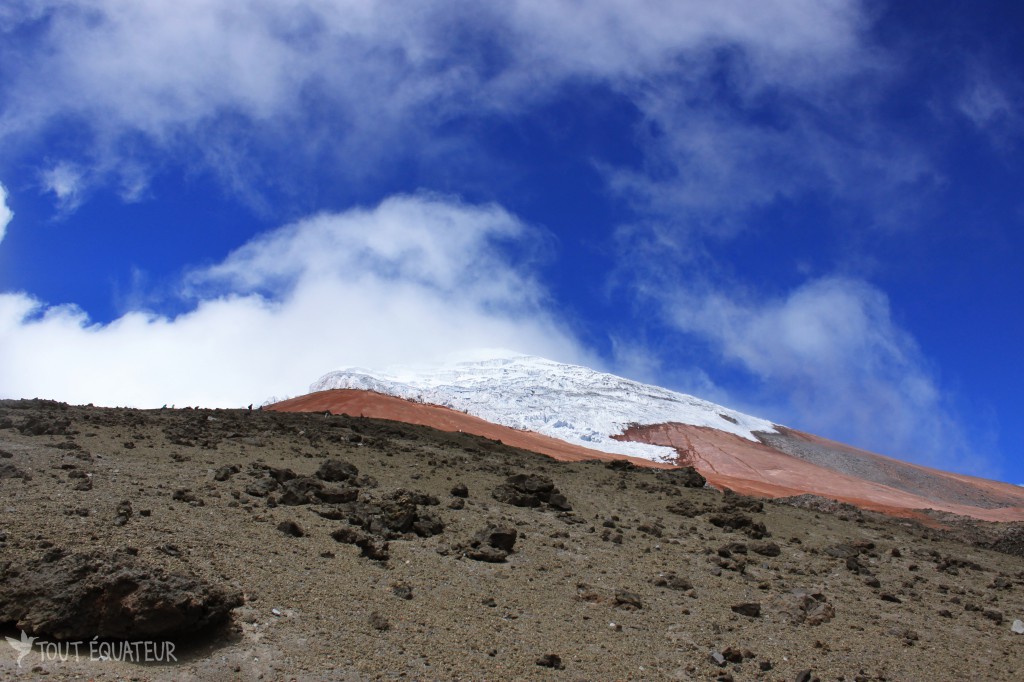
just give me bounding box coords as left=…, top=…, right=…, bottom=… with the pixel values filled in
left=0, top=550, right=242, bottom=640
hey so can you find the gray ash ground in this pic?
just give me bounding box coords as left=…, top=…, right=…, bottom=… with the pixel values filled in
left=0, top=399, right=1022, bottom=681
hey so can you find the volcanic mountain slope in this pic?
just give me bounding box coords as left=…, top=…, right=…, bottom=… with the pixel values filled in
left=272, top=354, right=1024, bottom=523
left=1, top=399, right=1023, bottom=681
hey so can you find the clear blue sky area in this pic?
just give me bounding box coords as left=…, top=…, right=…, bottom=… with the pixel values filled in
left=0, top=1, right=1020, bottom=483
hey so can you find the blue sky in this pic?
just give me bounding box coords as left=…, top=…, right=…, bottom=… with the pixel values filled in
left=0, top=1, right=1021, bottom=483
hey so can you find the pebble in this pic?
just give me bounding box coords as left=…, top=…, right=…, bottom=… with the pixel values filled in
left=1012, top=619, right=1024, bottom=634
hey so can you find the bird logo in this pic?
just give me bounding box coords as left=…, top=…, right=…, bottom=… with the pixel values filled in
left=5, top=630, right=37, bottom=668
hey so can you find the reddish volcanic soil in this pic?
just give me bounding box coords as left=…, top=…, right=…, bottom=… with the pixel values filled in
left=267, top=389, right=671, bottom=469
left=615, top=423, right=1024, bottom=523
left=270, top=389, right=1024, bottom=523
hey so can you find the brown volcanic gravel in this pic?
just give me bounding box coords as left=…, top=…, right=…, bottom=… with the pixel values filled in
left=0, top=399, right=1023, bottom=681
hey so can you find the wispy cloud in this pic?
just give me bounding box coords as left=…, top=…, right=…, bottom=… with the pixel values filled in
left=661, top=276, right=983, bottom=472
left=0, top=1, right=871, bottom=208
left=40, top=162, right=86, bottom=213
left=0, top=182, right=11, bottom=244
left=0, top=194, right=587, bottom=407
left=956, top=62, right=1022, bottom=148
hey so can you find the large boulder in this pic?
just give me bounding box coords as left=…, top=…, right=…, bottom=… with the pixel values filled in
left=0, top=551, right=242, bottom=640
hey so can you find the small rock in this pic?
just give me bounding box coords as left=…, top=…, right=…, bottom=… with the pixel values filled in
left=653, top=572, right=693, bottom=591
left=535, top=654, right=563, bottom=669
left=1011, top=619, right=1024, bottom=634
left=772, top=589, right=835, bottom=626
left=614, top=590, right=644, bottom=610
left=462, top=525, right=518, bottom=563
left=245, top=479, right=278, bottom=497
left=989, top=576, right=1012, bottom=590
left=331, top=526, right=389, bottom=562
left=795, top=670, right=812, bottom=682
left=391, top=582, right=413, bottom=600
left=751, top=541, right=781, bottom=557
left=709, top=650, right=726, bottom=667
left=983, top=609, right=1003, bottom=624
left=171, top=488, right=202, bottom=505
left=214, top=465, right=240, bottom=482
left=276, top=521, right=305, bottom=537
left=368, top=612, right=390, bottom=631
left=731, top=602, right=761, bottom=618
left=450, top=482, right=469, bottom=498
left=113, top=500, right=132, bottom=526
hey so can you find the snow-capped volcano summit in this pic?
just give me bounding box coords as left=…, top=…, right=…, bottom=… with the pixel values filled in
left=269, top=351, right=1024, bottom=522
left=311, top=353, right=776, bottom=463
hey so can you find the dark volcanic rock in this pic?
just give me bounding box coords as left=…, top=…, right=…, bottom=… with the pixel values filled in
left=0, top=551, right=242, bottom=640
left=18, top=415, right=72, bottom=436
left=113, top=501, right=132, bottom=527
left=708, top=512, right=769, bottom=539
left=655, top=466, right=707, bottom=488
left=492, top=473, right=571, bottom=511
left=331, top=526, right=390, bottom=561
left=316, top=491, right=443, bottom=540
left=213, top=465, right=240, bottom=482
left=0, top=462, right=31, bottom=480
left=315, top=485, right=359, bottom=504
left=463, top=525, right=518, bottom=563
left=536, top=653, right=564, bottom=669
left=731, top=602, right=762, bottom=618
left=614, top=590, right=644, bottom=610
left=492, top=484, right=543, bottom=508
left=653, top=572, right=693, bottom=591
left=279, top=477, right=325, bottom=505
left=316, top=458, right=359, bottom=483
left=772, top=589, right=835, bottom=626
left=277, top=520, right=305, bottom=537
left=751, top=541, right=782, bottom=557
left=245, top=478, right=278, bottom=497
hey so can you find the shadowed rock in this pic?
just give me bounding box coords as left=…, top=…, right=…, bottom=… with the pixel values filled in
left=0, top=551, right=242, bottom=640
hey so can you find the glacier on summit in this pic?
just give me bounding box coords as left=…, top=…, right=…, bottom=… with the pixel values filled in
left=311, top=353, right=778, bottom=463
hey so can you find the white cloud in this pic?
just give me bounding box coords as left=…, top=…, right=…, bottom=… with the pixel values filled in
left=665, top=276, right=971, bottom=469
left=0, top=194, right=587, bottom=407
left=40, top=163, right=86, bottom=213
left=956, top=64, right=1022, bottom=148
left=0, top=182, right=11, bottom=244
left=0, top=1, right=870, bottom=204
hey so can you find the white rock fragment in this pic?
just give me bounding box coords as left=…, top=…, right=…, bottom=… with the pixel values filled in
left=1012, top=619, right=1024, bottom=634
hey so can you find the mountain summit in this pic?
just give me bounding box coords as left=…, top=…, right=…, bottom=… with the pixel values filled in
left=311, top=354, right=775, bottom=463
left=271, top=353, right=1024, bottom=523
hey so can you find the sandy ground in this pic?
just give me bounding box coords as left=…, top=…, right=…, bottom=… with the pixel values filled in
left=0, top=399, right=1022, bottom=681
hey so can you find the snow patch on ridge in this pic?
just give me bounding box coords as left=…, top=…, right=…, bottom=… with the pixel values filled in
left=311, top=354, right=777, bottom=464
